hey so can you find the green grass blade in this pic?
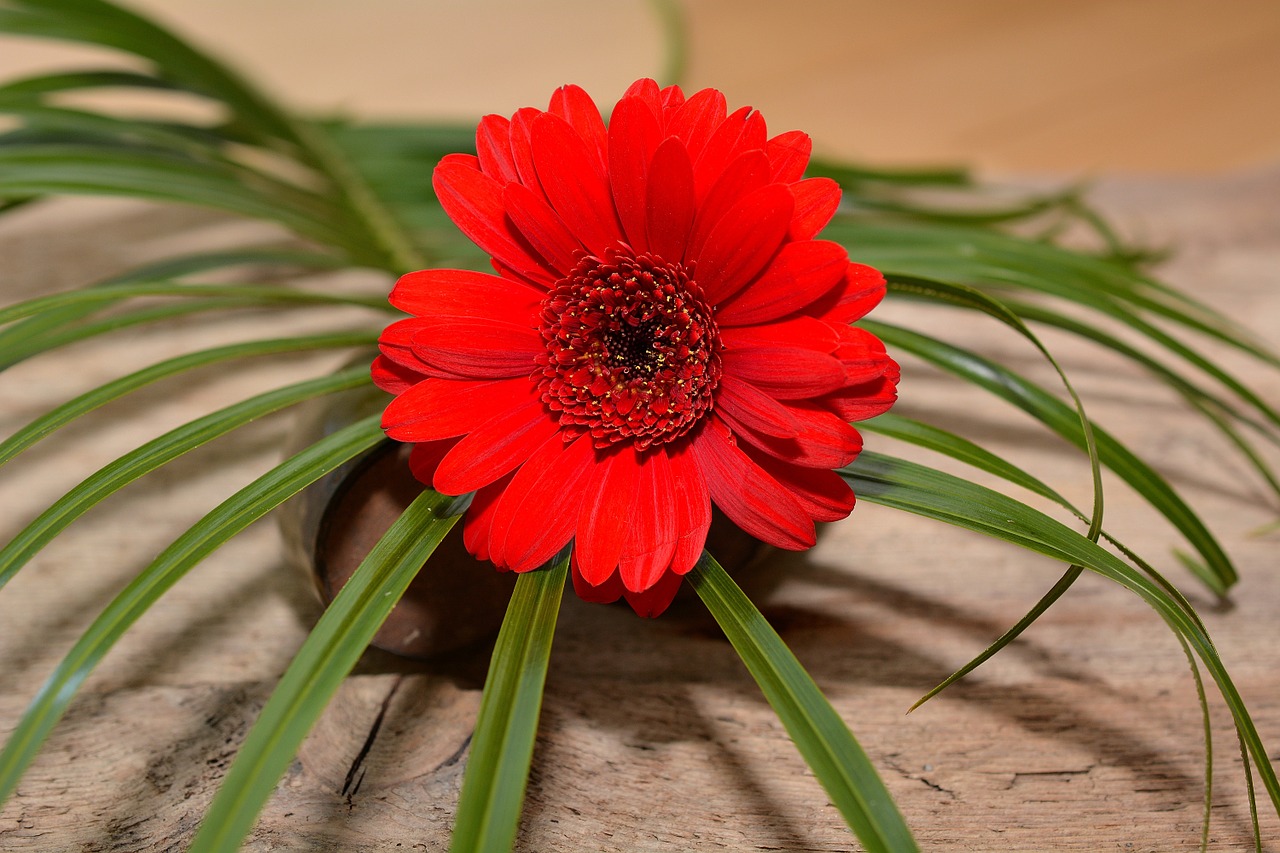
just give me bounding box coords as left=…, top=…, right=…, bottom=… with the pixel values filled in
left=862, top=413, right=1070, bottom=507
left=450, top=551, right=568, bottom=853
left=866, top=319, right=1237, bottom=590
left=0, top=95, right=230, bottom=154
left=839, top=219, right=1277, bottom=366
left=187, top=487, right=462, bottom=853
left=0, top=332, right=375, bottom=467
left=688, top=553, right=919, bottom=852
left=0, top=68, right=180, bottom=98
left=0, top=0, right=299, bottom=146
left=0, top=248, right=351, bottom=361
left=0, top=279, right=391, bottom=326
left=1005, top=298, right=1280, bottom=494
left=0, top=366, right=370, bottom=591
left=0, top=145, right=353, bottom=250
left=0, top=416, right=384, bottom=809
left=843, top=451, right=1280, bottom=816
left=0, top=300, right=272, bottom=368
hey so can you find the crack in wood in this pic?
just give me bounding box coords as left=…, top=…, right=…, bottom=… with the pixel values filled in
left=341, top=674, right=403, bottom=802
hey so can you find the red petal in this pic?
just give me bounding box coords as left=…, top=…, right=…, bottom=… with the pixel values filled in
left=659, top=84, right=686, bottom=112
left=508, top=107, right=545, bottom=197
left=667, top=87, right=727, bottom=164
left=433, top=399, right=559, bottom=494
left=645, top=136, right=696, bottom=263
left=574, top=445, right=640, bottom=585
left=371, top=354, right=425, bottom=395
left=549, top=84, right=608, bottom=174
left=433, top=155, right=556, bottom=285
left=822, top=360, right=901, bottom=422
left=688, top=418, right=815, bottom=549
left=532, top=112, right=624, bottom=256
left=608, top=95, right=662, bottom=251
left=377, top=318, right=436, bottom=375
left=571, top=559, right=625, bottom=604
left=715, top=374, right=800, bottom=438
left=685, top=149, right=771, bottom=261
left=789, top=177, right=841, bottom=240
left=809, top=262, right=886, bottom=323
left=381, top=376, right=535, bottom=442
left=715, top=239, right=850, bottom=325
left=411, top=318, right=542, bottom=378
left=490, top=432, right=595, bottom=572
left=623, top=78, right=663, bottom=114
left=767, top=130, right=812, bottom=183
left=389, top=269, right=542, bottom=320
left=833, top=324, right=895, bottom=383
left=693, top=106, right=766, bottom=199
left=721, top=317, right=837, bottom=351
left=407, top=438, right=456, bottom=486
left=618, top=450, right=677, bottom=593
left=621, top=570, right=684, bottom=617
left=746, top=449, right=855, bottom=522
left=666, top=441, right=712, bottom=573
left=737, top=402, right=863, bottom=469
left=695, top=183, right=794, bottom=303
left=462, top=473, right=513, bottom=563
left=476, top=114, right=519, bottom=184
left=502, top=181, right=583, bottom=274
left=723, top=345, right=846, bottom=398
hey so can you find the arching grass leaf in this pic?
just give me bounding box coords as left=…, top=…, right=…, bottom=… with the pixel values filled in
left=0, top=415, right=385, bottom=809
left=842, top=451, right=1280, bottom=818
left=0, top=366, right=370, bottom=591
left=688, top=552, right=919, bottom=853
left=865, top=319, right=1237, bottom=591
left=449, top=551, right=568, bottom=853
left=0, top=331, right=376, bottom=467
left=187, top=486, right=463, bottom=853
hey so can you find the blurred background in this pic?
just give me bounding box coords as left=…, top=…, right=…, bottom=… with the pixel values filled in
left=3, top=0, right=1279, bottom=177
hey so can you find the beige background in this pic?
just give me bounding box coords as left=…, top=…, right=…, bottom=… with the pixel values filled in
left=2, top=2, right=1279, bottom=851
left=3, top=0, right=1280, bottom=174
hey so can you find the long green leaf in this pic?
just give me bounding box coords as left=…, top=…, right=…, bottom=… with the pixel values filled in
left=843, top=451, right=1280, bottom=816
left=839, top=219, right=1278, bottom=367
left=187, top=486, right=462, bottom=853
left=0, top=300, right=275, bottom=368
left=688, top=553, right=919, bottom=852
left=0, top=0, right=299, bottom=146
left=0, top=248, right=351, bottom=361
left=0, top=331, right=376, bottom=467
left=0, top=145, right=354, bottom=250
left=862, top=413, right=1069, bottom=507
left=0, top=68, right=181, bottom=98
left=449, top=551, right=568, bottom=853
left=0, top=279, right=390, bottom=326
left=0, top=366, right=370, bottom=591
left=866, top=319, right=1237, bottom=591
left=0, top=416, right=385, bottom=809
left=0, top=96, right=231, bottom=155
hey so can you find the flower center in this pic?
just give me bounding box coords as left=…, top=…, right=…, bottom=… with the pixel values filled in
left=536, top=249, right=722, bottom=449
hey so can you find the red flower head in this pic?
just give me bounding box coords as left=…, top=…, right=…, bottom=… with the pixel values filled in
left=373, top=79, right=899, bottom=617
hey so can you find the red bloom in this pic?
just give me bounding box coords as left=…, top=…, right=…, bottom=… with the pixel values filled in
left=374, top=79, right=898, bottom=617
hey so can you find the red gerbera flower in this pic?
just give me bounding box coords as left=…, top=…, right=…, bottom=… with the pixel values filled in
left=373, top=78, right=899, bottom=617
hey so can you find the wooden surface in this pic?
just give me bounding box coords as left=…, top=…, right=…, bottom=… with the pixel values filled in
left=2, top=2, right=1280, bottom=850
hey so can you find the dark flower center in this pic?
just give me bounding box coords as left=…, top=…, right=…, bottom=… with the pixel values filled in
left=536, top=249, right=722, bottom=449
